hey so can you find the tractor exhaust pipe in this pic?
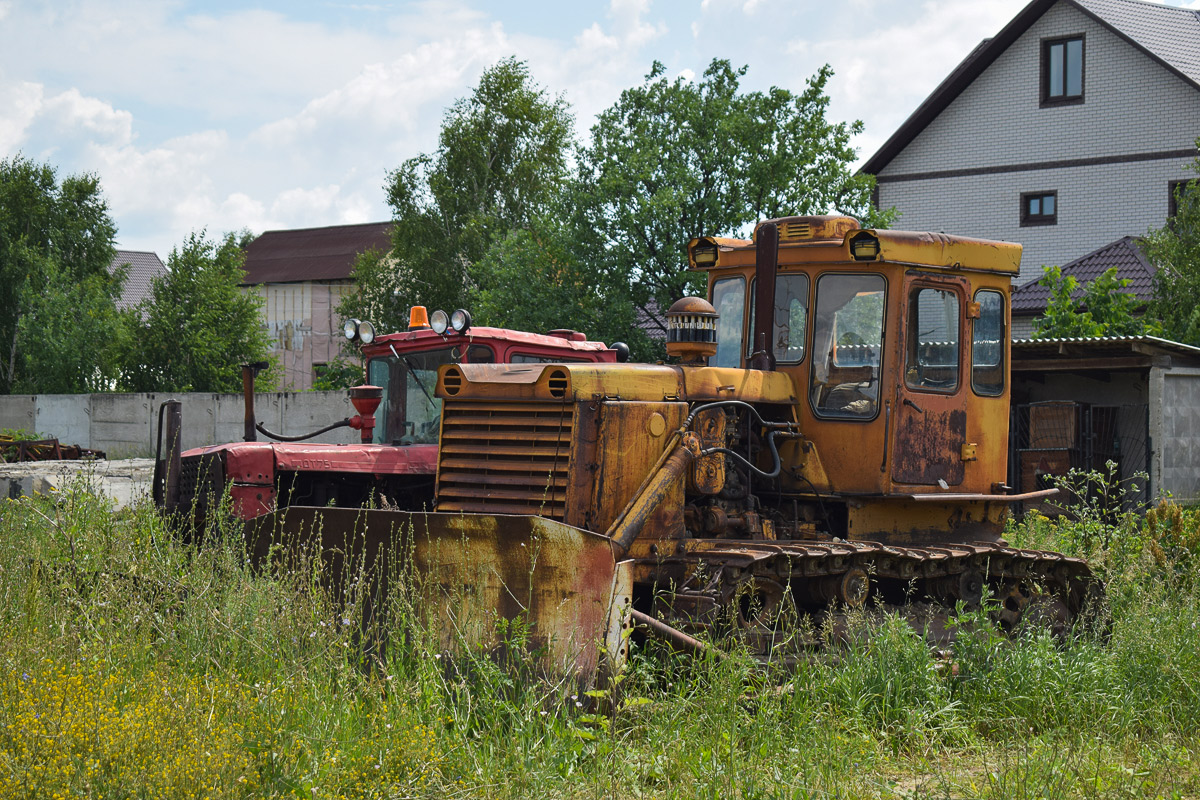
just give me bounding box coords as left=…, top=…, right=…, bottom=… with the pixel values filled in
left=153, top=400, right=182, bottom=514
left=241, top=361, right=270, bottom=442
left=749, top=221, right=779, bottom=371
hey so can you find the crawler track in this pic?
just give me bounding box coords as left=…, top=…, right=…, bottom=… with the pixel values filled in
left=638, top=538, right=1102, bottom=654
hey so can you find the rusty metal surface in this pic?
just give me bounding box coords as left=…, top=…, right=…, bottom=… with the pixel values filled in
left=247, top=507, right=629, bottom=679
left=0, top=435, right=104, bottom=463
left=892, top=408, right=967, bottom=485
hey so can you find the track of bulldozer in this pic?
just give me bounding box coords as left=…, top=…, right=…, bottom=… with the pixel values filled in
left=641, top=538, right=1100, bottom=655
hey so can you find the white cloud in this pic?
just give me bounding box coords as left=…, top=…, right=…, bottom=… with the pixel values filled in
left=0, top=81, right=43, bottom=155
left=43, top=89, right=133, bottom=144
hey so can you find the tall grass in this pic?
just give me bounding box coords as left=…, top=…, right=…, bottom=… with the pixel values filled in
left=2, top=475, right=1200, bottom=798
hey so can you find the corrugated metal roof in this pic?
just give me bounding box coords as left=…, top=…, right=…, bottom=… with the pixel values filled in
left=240, top=221, right=393, bottom=285
left=108, top=250, right=167, bottom=311
left=1013, top=334, right=1200, bottom=360
left=1011, top=236, right=1156, bottom=314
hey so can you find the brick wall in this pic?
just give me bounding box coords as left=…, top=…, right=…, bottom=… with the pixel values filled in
left=877, top=1, right=1200, bottom=284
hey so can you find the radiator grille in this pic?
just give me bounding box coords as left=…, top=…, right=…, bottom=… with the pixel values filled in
left=437, top=400, right=574, bottom=520
left=779, top=220, right=813, bottom=240
left=178, top=453, right=225, bottom=517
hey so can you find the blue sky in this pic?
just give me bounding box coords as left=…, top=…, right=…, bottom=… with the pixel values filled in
left=2, top=0, right=1196, bottom=257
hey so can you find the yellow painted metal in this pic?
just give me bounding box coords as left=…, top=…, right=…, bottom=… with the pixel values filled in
left=844, top=496, right=1009, bottom=544
left=247, top=506, right=632, bottom=681
left=688, top=216, right=1022, bottom=276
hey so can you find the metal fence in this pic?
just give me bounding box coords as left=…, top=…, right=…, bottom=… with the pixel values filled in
left=1009, top=401, right=1150, bottom=512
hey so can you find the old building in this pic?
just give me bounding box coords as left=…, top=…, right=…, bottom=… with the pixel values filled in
left=863, top=0, right=1200, bottom=285
left=240, top=222, right=392, bottom=390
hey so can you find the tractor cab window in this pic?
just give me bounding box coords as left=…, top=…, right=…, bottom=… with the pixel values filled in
left=711, top=276, right=746, bottom=368
left=511, top=353, right=588, bottom=363
left=367, top=344, right=493, bottom=445
left=971, top=290, right=1005, bottom=396
left=810, top=274, right=885, bottom=419
left=904, top=287, right=961, bottom=393
left=748, top=273, right=810, bottom=363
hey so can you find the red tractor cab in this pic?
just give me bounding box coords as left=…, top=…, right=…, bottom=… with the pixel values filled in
left=153, top=307, right=627, bottom=528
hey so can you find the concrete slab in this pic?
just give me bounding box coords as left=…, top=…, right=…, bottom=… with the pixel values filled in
left=0, top=459, right=156, bottom=509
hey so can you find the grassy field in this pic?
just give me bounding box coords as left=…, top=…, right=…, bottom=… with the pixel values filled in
left=1, top=473, right=1199, bottom=799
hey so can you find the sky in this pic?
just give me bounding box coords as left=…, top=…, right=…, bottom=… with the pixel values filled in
left=3, top=0, right=1197, bottom=258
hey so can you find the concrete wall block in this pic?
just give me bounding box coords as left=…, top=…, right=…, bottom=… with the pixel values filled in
left=89, top=394, right=156, bottom=458
left=281, top=391, right=356, bottom=444
left=32, top=395, right=90, bottom=448
left=0, top=396, right=39, bottom=434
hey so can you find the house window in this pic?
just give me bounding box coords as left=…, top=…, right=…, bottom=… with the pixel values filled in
left=1021, top=191, right=1057, bottom=226
left=1169, top=179, right=1196, bottom=220
left=1042, top=36, right=1084, bottom=105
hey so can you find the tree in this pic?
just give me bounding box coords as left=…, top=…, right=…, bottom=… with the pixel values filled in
left=1142, top=149, right=1200, bottom=345
left=1032, top=264, right=1155, bottom=339
left=571, top=60, right=893, bottom=340
left=119, top=231, right=273, bottom=393
left=0, top=154, right=122, bottom=393
left=472, top=218, right=647, bottom=353
left=371, top=57, right=575, bottom=332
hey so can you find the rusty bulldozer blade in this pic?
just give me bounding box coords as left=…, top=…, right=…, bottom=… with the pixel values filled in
left=246, top=506, right=633, bottom=680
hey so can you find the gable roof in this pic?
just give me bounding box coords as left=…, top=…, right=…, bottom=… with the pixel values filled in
left=240, top=221, right=393, bottom=285
left=107, top=250, right=167, bottom=311
left=1011, top=235, right=1156, bottom=314
left=862, top=0, right=1200, bottom=176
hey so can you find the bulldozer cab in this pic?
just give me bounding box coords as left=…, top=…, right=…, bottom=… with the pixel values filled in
left=689, top=216, right=1020, bottom=500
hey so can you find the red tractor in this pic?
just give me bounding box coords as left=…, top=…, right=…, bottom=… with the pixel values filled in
left=153, top=307, right=627, bottom=528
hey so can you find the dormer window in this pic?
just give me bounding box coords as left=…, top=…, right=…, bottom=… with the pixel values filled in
left=1042, top=35, right=1084, bottom=106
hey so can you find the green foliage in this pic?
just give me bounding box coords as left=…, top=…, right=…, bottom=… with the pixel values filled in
left=365, top=58, right=887, bottom=355
left=1032, top=264, right=1156, bottom=339
left=574, top=59, right=893, bottom=338
left=1143, top=145, right=1200, bottom=346
left=4, top=479, right=1200, bottom=798
left=379, top=57, right=574, bottom=329
left=335, top=247, right=403, bottom=335
left=473, top=220, right=652, bottom=358
left=118, top=231, right=273, bottom=393
left=311, top=355, right=363, bottom=391
left=0, top=154, right=122, bottom=393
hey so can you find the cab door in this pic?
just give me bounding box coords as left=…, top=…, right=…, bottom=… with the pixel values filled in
left=891, top=275, right=970, bottom=487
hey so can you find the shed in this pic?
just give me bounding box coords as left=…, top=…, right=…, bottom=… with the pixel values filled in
left=1010, top=335, right=1200, bottom=505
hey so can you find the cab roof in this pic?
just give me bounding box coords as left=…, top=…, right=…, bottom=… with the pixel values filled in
left=688, top=215, right=1022, bottom=276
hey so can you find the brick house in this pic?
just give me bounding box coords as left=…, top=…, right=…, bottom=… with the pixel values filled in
left=862, top=0, right=1200, bottom=286
left=108, top=250, right=167, bottom=311
left=240, top=222, right=392, bottom=390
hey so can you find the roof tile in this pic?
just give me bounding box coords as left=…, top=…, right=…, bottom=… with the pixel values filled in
left=241, top=221, right=393, bottom=285
left=1011, top=236, right=1156, bottom=313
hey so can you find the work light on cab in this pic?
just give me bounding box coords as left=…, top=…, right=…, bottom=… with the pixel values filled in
left=342, top=318, right=375, bottom=344
left=450, top=309, right=472, bottom=333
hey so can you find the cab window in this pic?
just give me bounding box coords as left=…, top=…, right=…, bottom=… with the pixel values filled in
left=971, top=290, right=1005, bottom=396
left=904, top=287, right=960, bottom=393
left=367, top=343, right=493, bottom=445
left=810, top=274, right=885, bottom=419
left=511, top=353, right=588, bottom=363
left=748, top=273, right=810, bottom=363
left=711, top=277, right=746, bottom=368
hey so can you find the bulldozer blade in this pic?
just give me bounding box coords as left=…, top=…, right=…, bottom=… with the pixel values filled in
left=245, top=506, right=632, bottom=680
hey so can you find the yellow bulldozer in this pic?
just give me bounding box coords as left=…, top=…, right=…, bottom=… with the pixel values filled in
left=250, top=215, right=1096, bottom=678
